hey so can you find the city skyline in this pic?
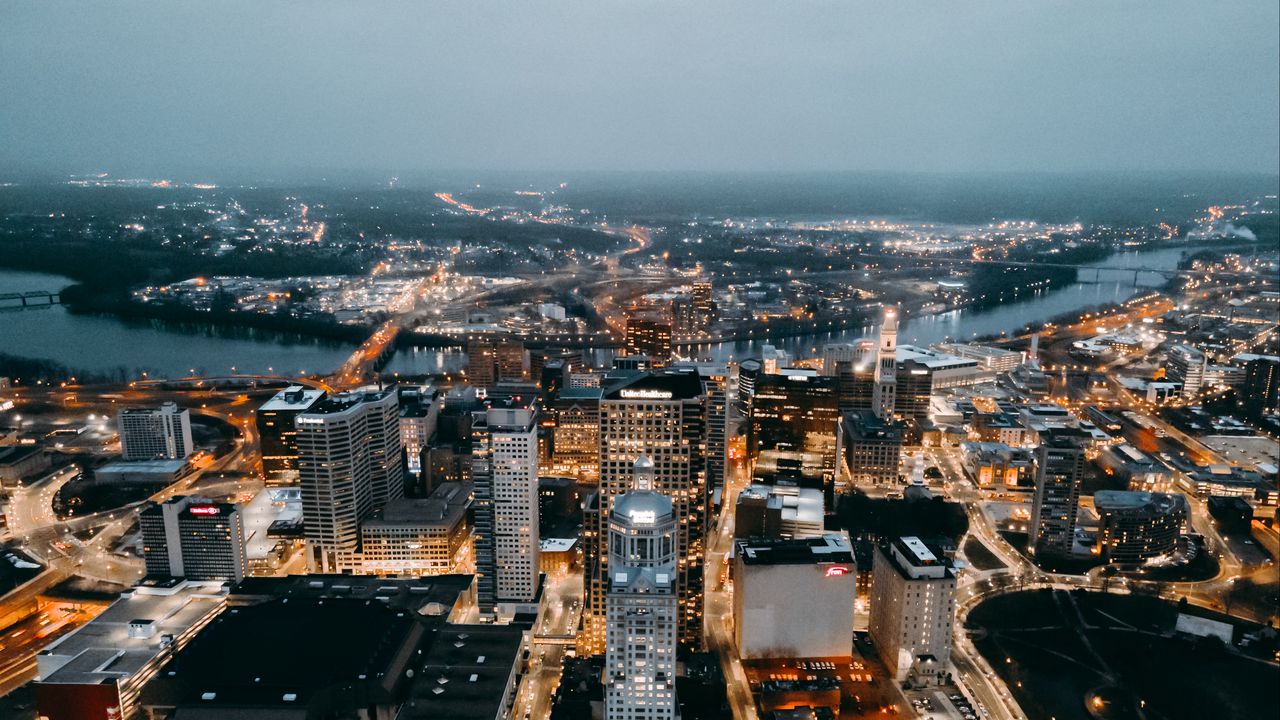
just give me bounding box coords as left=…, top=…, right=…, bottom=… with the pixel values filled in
left=0, top=3, right=1277, bottom=720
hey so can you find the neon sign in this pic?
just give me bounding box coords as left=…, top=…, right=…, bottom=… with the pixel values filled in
left=620, top=389, right=672, bottom=400
left=825, top=566, right=851, bottom=577
left=188, top=506, right=220, bottom=516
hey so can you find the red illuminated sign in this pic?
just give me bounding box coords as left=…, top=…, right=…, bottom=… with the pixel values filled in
left=825, top=566, right=851, bottom=577
left=188, top=506, right=220, bottom=516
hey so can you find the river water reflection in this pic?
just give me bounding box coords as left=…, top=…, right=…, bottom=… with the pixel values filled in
left=1, top=247, right=1190, bottom=379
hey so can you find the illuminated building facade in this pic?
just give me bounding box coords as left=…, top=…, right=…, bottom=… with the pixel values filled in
left=869, top=536, right=956, bottom=680
left=140, top=495, right=247, bottom=583
left=585, top=369, right=706, bottom=654
left=295, top=390, right=403, bottom=573
left=473, top=402, right=541, bottom=617
left=605, top=457, right=678, bottom=719
left=1028, top=435, right=1085, bottom=556
left=625, top=312, right=673, bottom=364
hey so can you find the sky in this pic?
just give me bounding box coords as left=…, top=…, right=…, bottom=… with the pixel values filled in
left=2, top=1, right=1277, bottom=179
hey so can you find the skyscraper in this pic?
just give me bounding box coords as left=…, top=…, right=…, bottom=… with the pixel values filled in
left=295, top=390, right=403, bottom=573
left=748, top=370, right=840, bottom=497
left=691, top=280, right=714, bottom=328
left=255, top=385, right=326, bottom=485
left=118, top=402, right=194, bottom=461
left=625, top=312, right=673, bottom=364
left=140, top=495, right=247, bottom=583
left=674, top=361, right=730, bottom=493
left=1029, top=434, right=1085, bottom=557
left=472, top=400, right=541, bottom=618
left=467, top=335, right=527, bottom=388
left=1238, top=354, right=1280, bottom=420
left=586, top=369, right=707, bottom=653
left=872, top=307, right=899, bottom=420
left=605, top=457, right=678, bottom=719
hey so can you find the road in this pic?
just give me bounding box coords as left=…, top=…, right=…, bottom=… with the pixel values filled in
left=704, top=454, right=758, bottom=720
left=514, top=571, right=582, bottom=720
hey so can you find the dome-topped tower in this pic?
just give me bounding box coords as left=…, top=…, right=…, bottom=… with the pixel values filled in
left=604, top=456, right=679, bottom=718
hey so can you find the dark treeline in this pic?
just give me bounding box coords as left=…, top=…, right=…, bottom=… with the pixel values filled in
left=0, top=352, right=115, bottom=384
left=58, top=287, right=368, bottom=344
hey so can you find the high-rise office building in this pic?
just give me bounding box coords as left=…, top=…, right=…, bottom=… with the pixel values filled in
left=1029, top=434, right=1085, bottom=557
left=736, top=358, right=762, bottom=419
left=839, top=409, right=905, bottom=486
left=821, top=342, right=866, bottom=376
left=550, top=386, right=603, bottom=478
left=467, top=335, right=527, bottom=388
left=295, top=390, right=403, bottom=573
left=396, top=384, right=439, bottom=477
left=691, top=280, right=715, bottom=328
left=255, top=386, right=326, bottom=485
left=748, top=370, right=839, bottom=495
left=674, top=361, right=729, bottom=493
left=140, top=495, right=247, bottom=583
left=1238, top=354, right=1280, bottom=420
left=1166, top=344, right=1207, bottom=398
left=869, top=536, right=957, bottom=681
left=895, top=358, right=935, bottom=420
left=118, top=402, right=194, bottom=461
left=872, top=307, right=899, bottom=420
left=625, top=312, right=673, bottom=364
left=472, top=401, right=541, bottom=617
left=604, top=457, right=678, bottom=720
left=586, top=369, right=707, bottom=654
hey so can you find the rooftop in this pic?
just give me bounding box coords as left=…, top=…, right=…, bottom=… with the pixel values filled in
left=37, top=580, right=228, bottom=687
left=364, top=483, right=471, bottom=527
left=400, top=624, right=526, bottom=720
left=142, top=597, right=420, bottom=711
left=258, top=386, right=326, bottom=412
left=1094, top=490, right=1188, bottom=516
left=736, top=534, right=853, bottom=566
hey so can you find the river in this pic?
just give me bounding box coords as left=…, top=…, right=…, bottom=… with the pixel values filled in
left=0, top=269, right=355, bottom=379
left=0, top=246, right=1191, bottom=379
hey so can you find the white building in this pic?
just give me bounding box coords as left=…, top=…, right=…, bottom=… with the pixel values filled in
left=605, top=457, right=678, bottom=720
left=295, top=390, right=403, bottom=573
left=732, top=533, right=856, bottom=660
left=473, top=403, right=541, bottom=617
left=872, top=307, right=899, bottom=420
left=118, top=402, right=193, bottom=461
left=868, top=537, right=957, bottom=681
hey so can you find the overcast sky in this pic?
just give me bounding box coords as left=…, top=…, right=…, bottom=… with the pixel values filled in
left=2, top=1, right=1277, bottom=178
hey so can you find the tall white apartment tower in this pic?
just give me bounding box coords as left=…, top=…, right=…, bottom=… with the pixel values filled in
left=605, top=456, right=678, bottom=720
left=295, top=390, right=403, bottom=573
left=473, top=401, right=541, bottom=617
left=872, top=307, right=899, bottom=420
left=118, top=402, right=194, bottom=461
